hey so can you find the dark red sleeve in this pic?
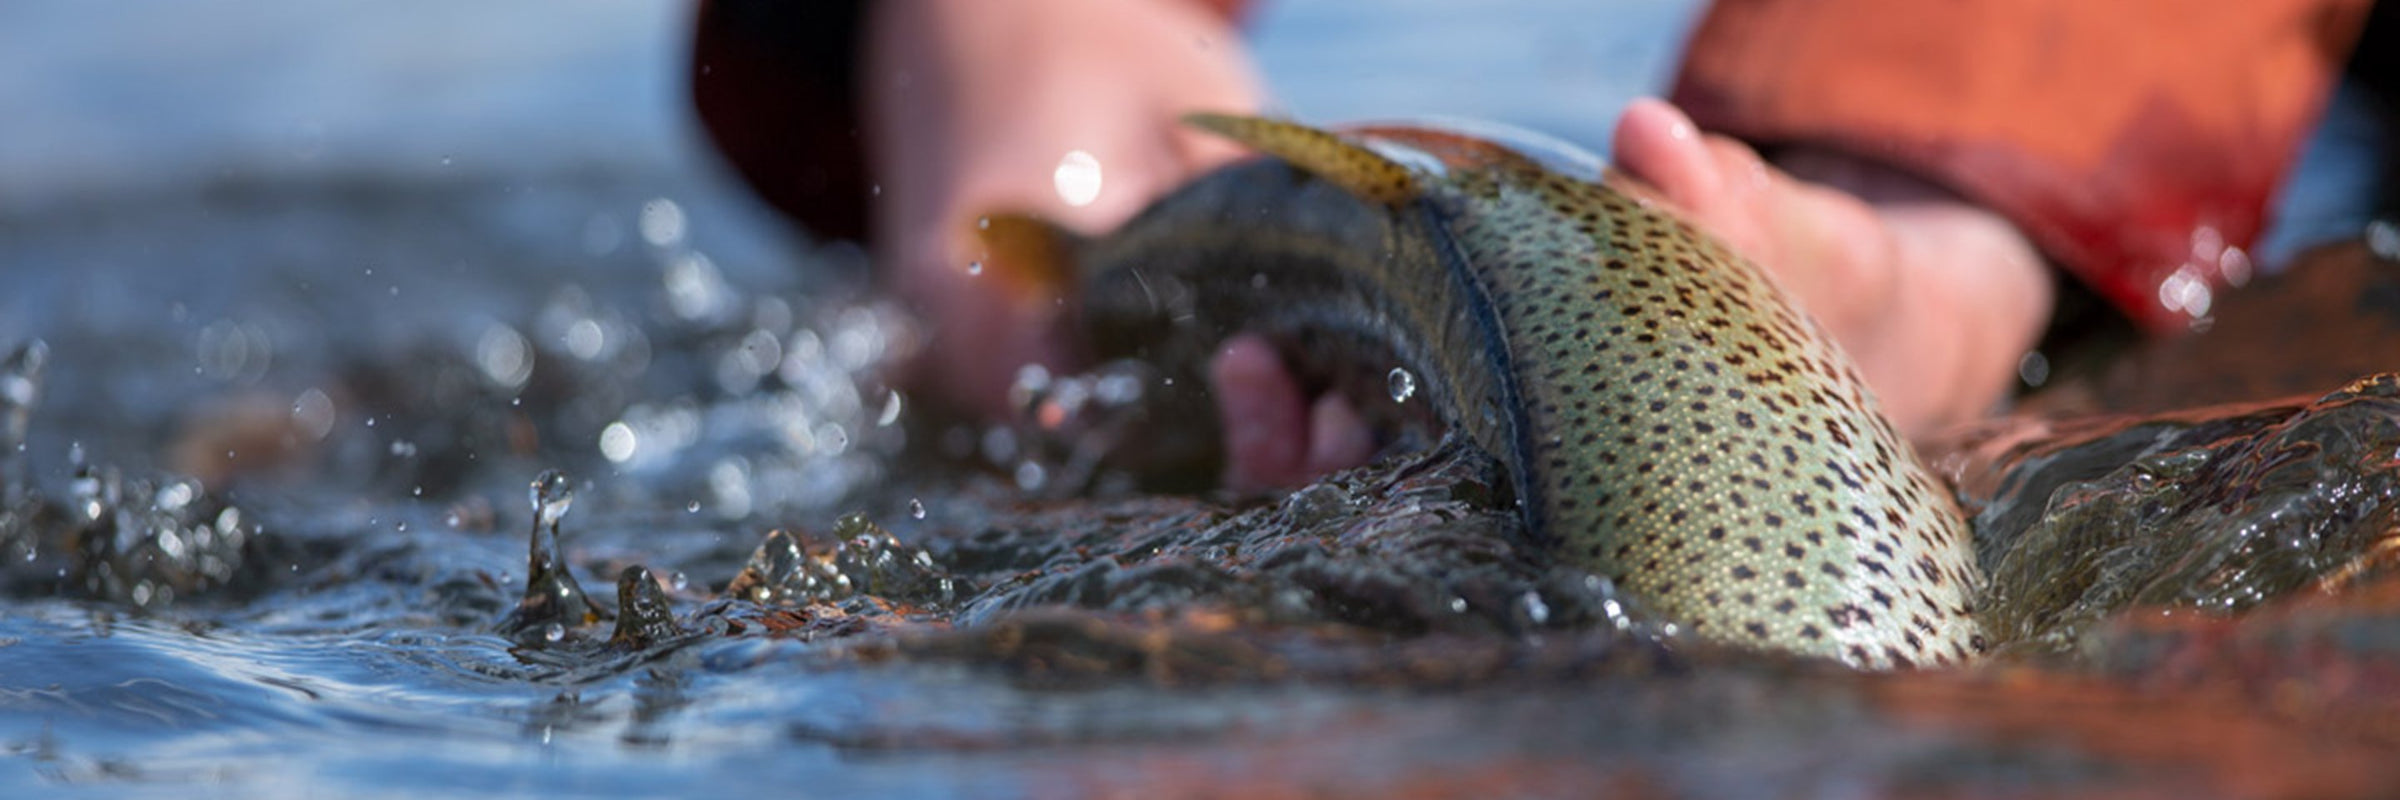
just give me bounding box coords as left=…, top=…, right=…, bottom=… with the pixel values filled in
left=690, top=0, right=874, bottom=242
left=1672, top=0, right=2374, bottom=332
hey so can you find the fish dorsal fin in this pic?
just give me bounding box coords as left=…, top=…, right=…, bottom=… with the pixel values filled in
left=1345, top=119, right=1601, bottom=182
left=1183, top=113, right=1420, bottom=206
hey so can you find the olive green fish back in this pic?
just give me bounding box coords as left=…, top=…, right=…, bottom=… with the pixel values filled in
left=1157, top=115, right=1986, bottom=668
left=1433, top=157, right=1982, bottom=667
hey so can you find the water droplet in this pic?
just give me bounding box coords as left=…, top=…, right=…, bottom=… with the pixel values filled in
left=2156, top=265, right=2214, bottom=318
left=686, top=501, right=701, bottom=513
left=388, top=439, right=417, bottom=458
left=670, top=571, right=689, bottom=591
left=564, top=318, right=606, bottom=360
left=1008, top=364, right=1054, bottom=416
left=530, top=470, right=575, bottom=528
left=1053, top=149, right=1103, bottom=207
left=1519, top=591, right=1551, bottom=626
left=154, top=480, right=195, bottom=511
left=663, top=252, right=730, bottom=322
left=1387, top=367, right=1418, bottom=403
left=2016, top=351, right=2051, bottom=388
left=1013, top=461, right=1047, bottom=491
left=877, top=390, right=904, bottom=427
left=291, top=387, right=336, bottom=440
left=543, top=622, right=565, bottom=643
left=599, top=421, right=638, bottom=463
left=638, top=198, right=686, bottom=247
left=0, top=341, right=49, bottom=459
left=908, top=498, right=926, bottom=519
left=2369, top=219, right=2400, bottom=261
left=976, top=216, right=991, bottom=231
left=966, top=261, right=984, bottom=276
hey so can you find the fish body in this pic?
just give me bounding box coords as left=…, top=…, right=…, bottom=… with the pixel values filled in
left=1075, top=116, right=1983, bottom=668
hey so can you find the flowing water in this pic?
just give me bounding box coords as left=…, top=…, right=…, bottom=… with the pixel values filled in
left=7, top=2, right=2400, bottom=798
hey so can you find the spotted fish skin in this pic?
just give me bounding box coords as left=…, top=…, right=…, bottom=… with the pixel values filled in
left=1080, top=116, right=1984, bottom=668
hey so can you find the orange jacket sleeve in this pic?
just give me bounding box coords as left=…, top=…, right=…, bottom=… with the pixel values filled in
left=1672, top=0, right=2374, bottom=332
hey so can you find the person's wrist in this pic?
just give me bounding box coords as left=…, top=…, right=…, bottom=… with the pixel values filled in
left=1770, top=146, right=2051, bottom=434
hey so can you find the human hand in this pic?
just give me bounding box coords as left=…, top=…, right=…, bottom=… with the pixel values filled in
left=1609, top=98, right=2052, bottom=439
left=864, top=0, right=1263, bottom=420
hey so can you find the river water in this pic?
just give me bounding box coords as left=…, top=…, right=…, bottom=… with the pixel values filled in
left=8, top=2, right=2400, bottom=798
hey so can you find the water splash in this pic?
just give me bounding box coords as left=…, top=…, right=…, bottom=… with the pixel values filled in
left=0, top=341, right=48, bottom=492
left=1967, top=374, right=2400, bottom=651
left=725, top=529, right=804, bottom=605
left=609, top=565, right=682, bottom=649
left=721, top=514, right=954, bottom=609
left=0, top=452, right=272, bottom=608
left=1003, top=359, right=1171, bottom=494
left=1387, top=367, right=1417, bottom=403
left=498, top=469, right=605, bottom=643
left=531, top=469, right=574, bottom=529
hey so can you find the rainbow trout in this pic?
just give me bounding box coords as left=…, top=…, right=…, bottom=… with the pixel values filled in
left=1068, top=115, right=1983, bottom=668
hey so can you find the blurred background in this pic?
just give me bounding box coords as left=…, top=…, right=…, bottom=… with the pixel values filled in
left=0, top=0, right=1702, bottom=217
left=0, top=0, right=1702, bottom=475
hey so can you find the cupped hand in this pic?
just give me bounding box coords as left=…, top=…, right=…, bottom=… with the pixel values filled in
left=1609, top=98, right=2051, bottom=439
left=865, top=0, right=1264, bottom=420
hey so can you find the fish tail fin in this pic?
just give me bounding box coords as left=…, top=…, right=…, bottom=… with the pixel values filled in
left=1182, top=112, right=1420, bottom=205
